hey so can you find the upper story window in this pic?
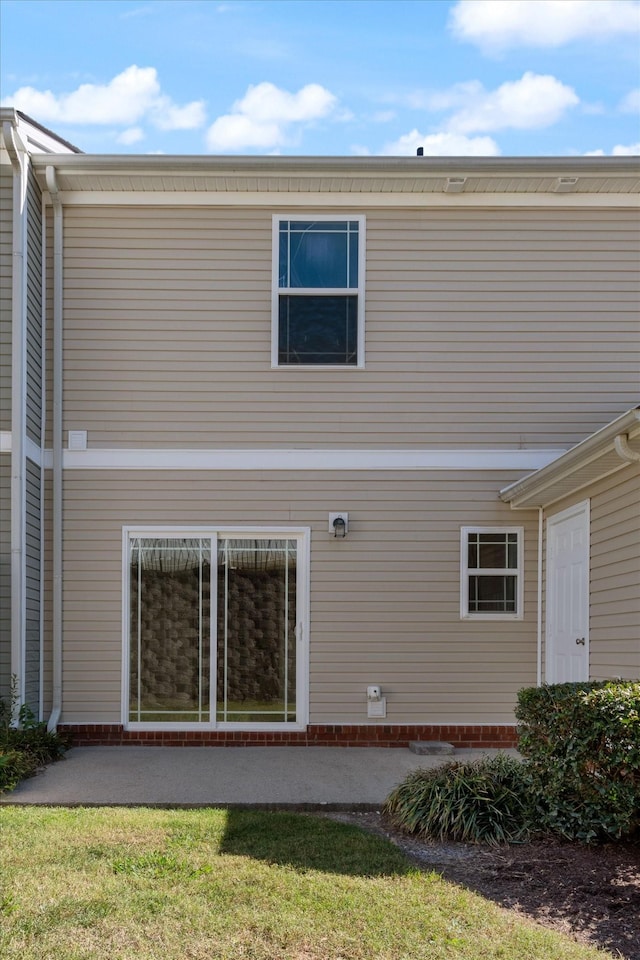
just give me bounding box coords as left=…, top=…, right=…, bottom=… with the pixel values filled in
left=272, top=216, right=365, bottom=367
left=460, top=527, right=524, bottom=620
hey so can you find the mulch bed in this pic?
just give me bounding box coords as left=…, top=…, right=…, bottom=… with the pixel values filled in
left=328, top=811, right=640, bottom=959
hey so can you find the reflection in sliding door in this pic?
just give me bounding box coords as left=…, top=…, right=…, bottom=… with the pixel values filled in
left=217, top=539, right=297, bottom=723
left=129, top=538, right=211, bottom=722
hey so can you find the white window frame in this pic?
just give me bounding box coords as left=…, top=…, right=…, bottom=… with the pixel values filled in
left=460, top=526, right=524, bottom=621
left=121, top=525, right=310, bottom=732
left=271, top=214, right=366, bottom=369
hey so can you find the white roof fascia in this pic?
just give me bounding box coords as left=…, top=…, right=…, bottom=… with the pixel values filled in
left=0, top=108, right=81, bottom=155
left=499, top=407, right=640, bottom=509
left=29, top=153, right=640, bottom=201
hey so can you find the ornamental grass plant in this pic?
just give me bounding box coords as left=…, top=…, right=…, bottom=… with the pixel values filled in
left=383, top=753, right=533, bottom=845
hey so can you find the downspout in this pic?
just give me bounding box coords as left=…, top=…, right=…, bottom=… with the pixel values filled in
left=537, top=507, right=543, bottom=687
left=4, top=120, right=27, bottom=715
left=614, top=434, right=640, bottom=463
left=39, top=191, right=47, bottom=722
left=45, top=165, right=63, bottom=732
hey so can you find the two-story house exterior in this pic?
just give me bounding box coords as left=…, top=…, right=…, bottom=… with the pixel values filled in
left=1, top=108, right=638, bottom=747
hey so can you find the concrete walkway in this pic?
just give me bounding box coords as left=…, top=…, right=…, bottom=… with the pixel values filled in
left=0, top=746, right=518, bottom=808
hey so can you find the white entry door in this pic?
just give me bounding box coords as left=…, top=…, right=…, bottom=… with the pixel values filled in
left=545, top=501, right=590, bottom=683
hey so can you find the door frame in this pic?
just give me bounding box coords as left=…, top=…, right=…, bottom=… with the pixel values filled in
left=545, top=500, right=590, bottom=684
left=121, top=525, right=310, bottom=731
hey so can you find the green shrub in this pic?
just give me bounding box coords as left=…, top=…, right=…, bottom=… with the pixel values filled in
left=0, top=682, right=70, bottom=793
left=516, top=680, right=640, bottom=843
left=383, top=753, right=532, bottom=845
left=0, top=749, right=38, bottom=792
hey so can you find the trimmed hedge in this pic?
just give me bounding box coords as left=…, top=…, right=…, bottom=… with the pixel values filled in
left=516, top=680, right=640, bottom=842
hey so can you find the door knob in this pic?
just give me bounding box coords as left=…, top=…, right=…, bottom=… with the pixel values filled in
left=575, top=637, right=586, bottom=645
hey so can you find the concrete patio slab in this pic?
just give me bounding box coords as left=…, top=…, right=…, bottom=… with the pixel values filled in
left=0, top=745, right=519, bottom=808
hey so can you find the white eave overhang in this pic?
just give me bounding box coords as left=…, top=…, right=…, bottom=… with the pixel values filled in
left=28, top=154, right=640, bottom=207
left=500, top=407, right=640, bottom=510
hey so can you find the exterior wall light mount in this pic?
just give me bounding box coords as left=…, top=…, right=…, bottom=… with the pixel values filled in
left=329, top=512, right=349, bottom=537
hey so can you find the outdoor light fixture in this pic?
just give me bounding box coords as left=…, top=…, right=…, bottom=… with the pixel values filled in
left=328, top=512, right=349, bottom=537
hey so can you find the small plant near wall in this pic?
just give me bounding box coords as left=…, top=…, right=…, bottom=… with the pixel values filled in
left=0, top=678, right=70, bottom=794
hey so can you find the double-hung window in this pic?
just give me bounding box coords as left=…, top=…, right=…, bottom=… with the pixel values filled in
left=461, top=527, right=524, bottom=620
left=272, top=215, right=365, bottom=367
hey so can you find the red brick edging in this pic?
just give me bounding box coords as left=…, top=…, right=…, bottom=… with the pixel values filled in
left=59, top=723, right=518, bottom=749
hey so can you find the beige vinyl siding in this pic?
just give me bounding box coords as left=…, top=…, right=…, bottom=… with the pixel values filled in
left=24, top=457, right=41, bottom=713
left=62, top=206, right=640, bottom=450
left=25, top=168, right=43, bottom=445
left=0, top=458, right=10, bottom=700
left=0, top=164, right=11, bottom=433
left=590, top=466, right=640, bottom=679
left=60, top=469, right=538, bottom=725
left=545, top=465, right=640, bottom=680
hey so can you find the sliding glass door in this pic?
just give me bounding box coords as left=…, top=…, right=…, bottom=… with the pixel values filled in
left=217, top=539, right=297, bottom=723
left=127, top=531, right=304, bottom=728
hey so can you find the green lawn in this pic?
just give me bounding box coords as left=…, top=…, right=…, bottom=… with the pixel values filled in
left=0, top=807, right=609, bottom=960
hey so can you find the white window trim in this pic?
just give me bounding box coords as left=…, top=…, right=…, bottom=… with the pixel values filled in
left=271, top=214, right=366, bottom=369
left=460, top=526, right=524, bottom=621
left=121, top=525, right=310, bottom=732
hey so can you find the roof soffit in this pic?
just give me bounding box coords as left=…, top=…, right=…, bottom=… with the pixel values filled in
left=29, top=154, right=640, bottom=199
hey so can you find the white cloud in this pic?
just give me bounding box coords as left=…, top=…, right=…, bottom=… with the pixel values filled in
left=585, top=143, right=640, bottom=155
left=1, top=65, right=206, bottom=132
left=619, top=88, right=640, bottom=113
left=612, top=142, right=640, bottom=155
left=233, top=82, right=335, bottom=124
left=206, top=82, right=337, bottom=151
left=153, top=99, right=206, bottom=130
left=207, top=114, right=283, bottom=150
left=116, top=126, right=145, bottom=145
left=450, top=0, right=640, bottom=52
left=445, top=73, right=579, bottom=134
left=381, top=130, right=500, bottom=157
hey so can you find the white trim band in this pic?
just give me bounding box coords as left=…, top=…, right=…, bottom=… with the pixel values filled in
left=49, top=447, right=564, bottom=471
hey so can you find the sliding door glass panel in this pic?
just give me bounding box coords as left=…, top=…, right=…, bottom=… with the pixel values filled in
left=129, top=538, right=211, bottom=722
left=217, top=539, right=297, bottom=723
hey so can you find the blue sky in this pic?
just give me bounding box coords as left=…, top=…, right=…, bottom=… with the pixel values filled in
left=2, top=0, right=639, bottom=156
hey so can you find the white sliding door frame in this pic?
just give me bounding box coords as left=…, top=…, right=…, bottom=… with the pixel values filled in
left=121, top=525, right=310, bottom=732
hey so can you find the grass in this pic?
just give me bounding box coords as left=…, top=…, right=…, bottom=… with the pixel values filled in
left=0, top=807, right=610, bottom=960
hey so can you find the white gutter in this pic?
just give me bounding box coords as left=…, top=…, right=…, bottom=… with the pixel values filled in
left=46, top=165, right=63, bottom=733
left=3, top=120, right=27, bottom=715
left=500, top=407, right=640, bottom=508
left=614, top=433, right=640, bottom=464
